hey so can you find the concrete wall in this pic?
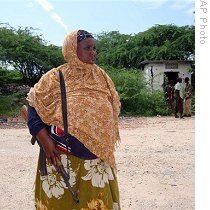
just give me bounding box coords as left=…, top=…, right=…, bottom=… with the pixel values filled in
left=143, top=62, right=192, bottom=91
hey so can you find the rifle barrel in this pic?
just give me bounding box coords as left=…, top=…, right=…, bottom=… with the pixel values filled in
left=56, top=159, right=79, bottom=204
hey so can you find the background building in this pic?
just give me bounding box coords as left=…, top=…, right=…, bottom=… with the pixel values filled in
left=139, top=60, right=193, bottom=91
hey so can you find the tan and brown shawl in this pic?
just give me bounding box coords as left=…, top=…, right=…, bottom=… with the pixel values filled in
left=27, top=30, right=121, bottom=168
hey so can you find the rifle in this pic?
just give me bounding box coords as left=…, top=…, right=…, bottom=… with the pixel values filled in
left=55, top=157, right=79, bottom=203
left=21, top=104, right=79, bottom=204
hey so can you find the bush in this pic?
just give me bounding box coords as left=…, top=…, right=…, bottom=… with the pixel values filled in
left=103, top=66, right=169, bottom=116
left=0, top=68, right=23, bottom=86
left=0, top=91, right=27, bottom=117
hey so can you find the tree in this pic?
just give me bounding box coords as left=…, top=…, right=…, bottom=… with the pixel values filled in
left=96, top=24, right=195, bottom=69
left=96, top=31, right=131, bottom=68
left=0, top=24, right=195, bottom=86
left=0, top=25, right=64, bottom=86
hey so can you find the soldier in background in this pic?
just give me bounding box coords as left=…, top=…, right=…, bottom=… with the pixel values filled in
left=164, top=80, right=175, bottom=114
left=183, top=77, right=193, bottom=117
left=174, top=77, right=185, bottom=118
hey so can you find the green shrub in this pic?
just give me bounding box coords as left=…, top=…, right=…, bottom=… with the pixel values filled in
left=104, top=66, right=169, bottom=116
left=0, top=91, right=26, bottom=117
left=0, top=68, right=23, bottom=86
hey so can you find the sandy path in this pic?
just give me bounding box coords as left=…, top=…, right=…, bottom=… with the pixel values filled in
left=0, top=116, right=194, bottom=210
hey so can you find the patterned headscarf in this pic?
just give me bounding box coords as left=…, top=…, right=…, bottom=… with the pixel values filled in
left=77, top=30, right=94, bottom=43
left=27, top=30, right=121, bottom=169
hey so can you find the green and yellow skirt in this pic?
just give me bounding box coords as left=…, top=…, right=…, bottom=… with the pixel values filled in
left=34, top=152, right=120, bottom=210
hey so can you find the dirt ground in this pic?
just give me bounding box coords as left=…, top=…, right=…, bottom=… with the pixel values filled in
left=0, top=116, right=194, bottom=210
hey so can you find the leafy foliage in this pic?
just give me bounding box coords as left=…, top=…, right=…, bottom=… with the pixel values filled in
left=104, top=66, right=169, bottom=116
left=96, top=24, right=195, bottom=68
left=0, top=91, right=26, bottom=117
left=0, top=67, right=22, bottom=86
left=0, top=25, right=64, bottom=86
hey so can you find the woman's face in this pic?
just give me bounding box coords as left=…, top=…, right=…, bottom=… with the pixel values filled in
left=77, top=38, right=97, bottom=64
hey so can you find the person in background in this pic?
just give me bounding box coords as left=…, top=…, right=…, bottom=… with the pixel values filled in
left=183, top=77, right=193, bottom=117
left=26, top=30, right=121, bottom=210
left=174, top=77, right=184, bottom=118
left=164, top=80, right=175, bottom=114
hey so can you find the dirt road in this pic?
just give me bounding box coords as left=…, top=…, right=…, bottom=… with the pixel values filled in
left=0, top=116, right=194, bottom=210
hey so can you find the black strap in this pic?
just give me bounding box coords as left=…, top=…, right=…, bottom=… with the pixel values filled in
left=59, top=70, right=68, bottom=141
left=58, top=70, right=70, bottom=177
left=57, top=71, right=80, bottom=203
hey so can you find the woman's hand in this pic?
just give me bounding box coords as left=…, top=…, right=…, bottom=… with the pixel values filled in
left=36, top=128, right=60, bottom=166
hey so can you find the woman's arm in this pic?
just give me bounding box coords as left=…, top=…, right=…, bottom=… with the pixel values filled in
left=27, top=105, right=60, bottom=166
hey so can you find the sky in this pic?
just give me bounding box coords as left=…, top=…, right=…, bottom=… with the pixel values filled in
left=0, top=0, right=195, bottom=46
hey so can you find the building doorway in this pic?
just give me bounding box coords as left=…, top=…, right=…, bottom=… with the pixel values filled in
left=164, top=72, right=179, bottom=85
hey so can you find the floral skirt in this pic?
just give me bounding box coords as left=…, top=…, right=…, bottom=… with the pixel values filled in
left=34, top=151, right=120, bottom=210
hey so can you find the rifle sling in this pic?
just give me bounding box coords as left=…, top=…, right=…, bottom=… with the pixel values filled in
left=58, top=70, right=68, bottom=142
left=58, top=70, right=79, bottom=203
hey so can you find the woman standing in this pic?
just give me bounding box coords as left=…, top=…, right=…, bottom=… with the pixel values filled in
left=27, top=30, right=121, bottom=210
